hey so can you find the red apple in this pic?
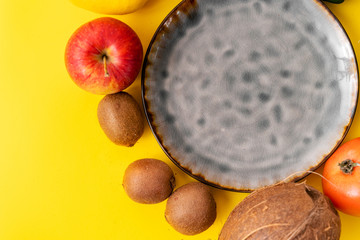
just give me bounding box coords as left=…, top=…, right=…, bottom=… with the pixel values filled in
left=65, top=17, right=143, bottom=95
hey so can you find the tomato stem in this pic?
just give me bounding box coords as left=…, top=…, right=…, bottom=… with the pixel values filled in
left=339, top=159, right=360, bottom=175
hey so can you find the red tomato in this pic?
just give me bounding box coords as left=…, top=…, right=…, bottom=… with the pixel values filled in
left=322, top=137, right=360, bottom=216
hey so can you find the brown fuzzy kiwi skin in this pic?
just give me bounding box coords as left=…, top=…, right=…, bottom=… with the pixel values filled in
left=219, top=182, right=341, bottom=240
left=97, top=92, right=144, bottom=147
left=122, top=158, right=175, bottom=204
left=165, top=182, right=217, bottom=235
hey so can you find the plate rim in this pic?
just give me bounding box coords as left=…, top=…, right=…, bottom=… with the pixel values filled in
left=141, top=0, right=359, bottom=192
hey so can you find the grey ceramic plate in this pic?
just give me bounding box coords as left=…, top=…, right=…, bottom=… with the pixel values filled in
left=142, top=0, right=358, bottom=191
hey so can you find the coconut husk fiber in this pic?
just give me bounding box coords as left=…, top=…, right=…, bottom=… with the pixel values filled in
left=219, top=182, right=341, bottom=240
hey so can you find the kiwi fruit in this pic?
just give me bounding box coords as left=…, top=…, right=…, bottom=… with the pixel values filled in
left=165, top=182, right=217, bottom=235
left=97, top=92, right=144, bottom=147
left=123, top=158, right=175, bottom=204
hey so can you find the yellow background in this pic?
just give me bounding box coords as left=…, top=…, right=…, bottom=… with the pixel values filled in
left=1, top=0, right=360, bottom=239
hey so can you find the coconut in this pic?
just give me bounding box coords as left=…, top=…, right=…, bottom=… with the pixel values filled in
left=219, top=182, right=341, bottom=240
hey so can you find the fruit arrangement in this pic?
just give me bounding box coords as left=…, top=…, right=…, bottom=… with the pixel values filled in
left=65, top=0, right=359, bottom=239
left=65, top=1, right=218, bottom=235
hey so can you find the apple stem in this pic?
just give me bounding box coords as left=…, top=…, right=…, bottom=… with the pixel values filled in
left=103, top=55, right=109, bottom=77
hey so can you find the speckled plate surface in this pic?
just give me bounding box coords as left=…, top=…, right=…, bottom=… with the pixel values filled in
left=142, top=0, right=358, bottom=191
